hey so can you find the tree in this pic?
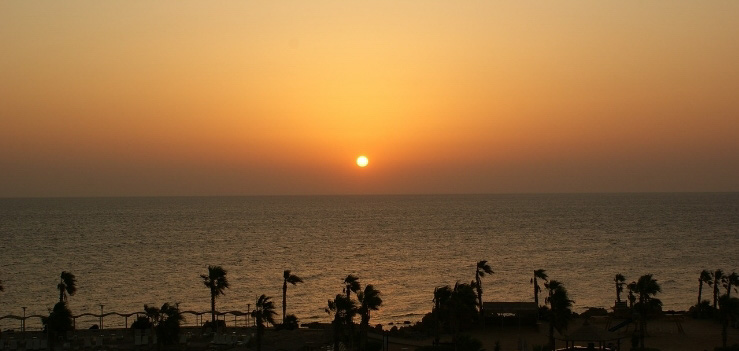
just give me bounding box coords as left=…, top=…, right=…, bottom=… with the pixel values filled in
left=532, top=269, right=548, bottom=309
left=358, top=285, right=383, bottom=351
left=634, top=274, right=662, bottom=349
left=723, top=272, right=739, bottom=299
left=142, top=303, right=183, bottom=346
left=718, top=295, right=739, bottom=348
left=200, top=265, right=229, bottom=324
left=614, top=273, right=626, bottom=303
left=42, top=302, right=74, bottom=350
left=251, top=295, right=277, bottom=351
left=0, top=279, right=4, bottom=292
left=474, top=260, right=494, bottom=322
left=282, top=270, right=303, bottom=324
left=544, top=280, right=573, bottom=350
left=714, top=269, right=724, bottom=310
left=432, top=282, right=477, bottom=346
left=627, top=281, right=637, bottom=309
left=698, top=270, right=713, bottom=307
left=326, top=294, right=357, bottom=351
left=57, top=271, right=77, bottom=303
left=344, top=275, right=361, bottom=299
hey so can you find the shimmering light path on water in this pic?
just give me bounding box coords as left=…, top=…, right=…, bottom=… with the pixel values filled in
left=1, top=194, right=737, bottom=330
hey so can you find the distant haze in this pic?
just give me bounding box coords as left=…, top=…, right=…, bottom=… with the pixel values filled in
left=1, top=1, right=738, bottom=197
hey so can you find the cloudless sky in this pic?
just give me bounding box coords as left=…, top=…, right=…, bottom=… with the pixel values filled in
left=1, top=1, right=738, bottom=197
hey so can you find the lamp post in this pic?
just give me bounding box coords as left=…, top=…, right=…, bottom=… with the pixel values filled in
left=22, top=307, right=26, bottom=334
left=99, top=304, right=104, bottom=330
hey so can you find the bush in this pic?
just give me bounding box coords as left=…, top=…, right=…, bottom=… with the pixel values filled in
left=581, top=307, right=608, bottom=318
left=454, top=335, right=483, bottom=351
left=131, top=316, right=153, bottom=330
left=42, top=302, right=73, bottom=335
left=202, top=320, right=227, bottom=331
left=366, top=340, right=383, bottom=351
left=276, top=314, right=299, bottom=331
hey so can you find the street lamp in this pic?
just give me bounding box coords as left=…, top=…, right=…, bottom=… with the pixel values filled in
left=22, top=307, right=26, bottom=334
left=99, top=304, right=104, bottom=330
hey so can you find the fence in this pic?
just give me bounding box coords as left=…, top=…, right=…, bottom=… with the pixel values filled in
left=0, top=310, right=253, bottom=332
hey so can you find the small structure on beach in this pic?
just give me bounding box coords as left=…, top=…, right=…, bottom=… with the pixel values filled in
left=557, top=319, right=623, bottom=350
left=483, top=302, right=538, bottom=326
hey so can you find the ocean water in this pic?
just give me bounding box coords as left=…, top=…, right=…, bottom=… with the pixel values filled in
left=0, top=193, right=737, bottom=331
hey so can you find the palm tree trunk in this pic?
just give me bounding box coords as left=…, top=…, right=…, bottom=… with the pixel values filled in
left=257, top=326, right=263, bottom=351
left=360, top=320, right=367, bottom=351
left=714, top=284, right=719, bottom=309
left=548, top=318, right=555, bottom=350
left=698, top=281, right=703, bottom=307
left=211, top=292, right=216, bottom=324
left=282, top=281, right=287, bottom=324
left=533, top=276, right=538, bottom=307
left=333, top=321, right=341, bottom=351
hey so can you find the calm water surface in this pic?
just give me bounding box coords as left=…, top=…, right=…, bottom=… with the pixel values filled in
left=0, top=194, right=737, bottom=330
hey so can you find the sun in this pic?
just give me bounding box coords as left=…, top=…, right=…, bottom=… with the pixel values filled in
left=356, top=155, right=369, bottom=167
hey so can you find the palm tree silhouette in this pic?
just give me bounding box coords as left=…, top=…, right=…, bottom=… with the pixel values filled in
left=719, top=295, right=739, bottom=348
left=614, top=273, right=626, bottom=303
left=282, top=270, right=303, bottom=324
left=713, top=269, right=724, bottom=310
left=532, top=269, right=548, bottom=309
left=344, top=275, right=361, bottom=299
left=251, top=295, right=276, bottom=351
left=627, top=281, right=637, bottom=309
left=358, top=285, right=382, bottom=351
left=474, top=260, right=494, bottom=321
left=634, top=274, right=662, bottom=349
left=326, top=294, right=357, bottom=351
left=723, top=272, right=739, bottom=298
left=200, top=265, right=229, bottom=324
left=544, top=280, right=573, bottom=350
left=697, top=270, right=713, bottom=307
left=58, top=271, right=77, bottom=303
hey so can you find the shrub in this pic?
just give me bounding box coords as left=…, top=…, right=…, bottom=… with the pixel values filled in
left=131, top=316, right=153, bottom=330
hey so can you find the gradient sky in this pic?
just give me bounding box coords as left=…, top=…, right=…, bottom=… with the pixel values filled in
left=1, top=1, right=738, bottom=197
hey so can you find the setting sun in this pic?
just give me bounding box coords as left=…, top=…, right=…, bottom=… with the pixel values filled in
left=356, top=156, right=369, bottom=168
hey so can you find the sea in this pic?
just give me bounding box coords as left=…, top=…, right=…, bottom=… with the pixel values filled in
left=0, top=193, right=737, bottom=331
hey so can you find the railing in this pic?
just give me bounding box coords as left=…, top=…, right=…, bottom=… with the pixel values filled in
left=0, top=310, right=253, bottom=332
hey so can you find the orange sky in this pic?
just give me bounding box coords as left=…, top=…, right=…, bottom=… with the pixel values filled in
left=1, top=1, right=738, bottom=196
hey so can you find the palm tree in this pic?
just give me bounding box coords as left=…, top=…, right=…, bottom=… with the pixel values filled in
left=344, top=275, right=361, bottom=299
left=532, top=269, right=548, bottom=308
left=282, top=270, right=303, bottom=324
left=724, top=272, right=739, bottom=298
left=200, top=265, right=229, bottom=324
left=627, top=281, right=637, bottom=309
left=326, top=294, right=357, bottom=351
left=432, top=286, right=453, bottom=344
left=614, top=274, right=626, bottom=303
left=714, top=269, right=724, bottom=310
left=697, top=270, right=713, bottom=307
left=251, top=295, right=276, bottom=351
left=719, top=295, right=739, bottom=348
left=358, top=285, right=383, bottom=351
left=474, top=260, right=494, bottom=321
left=544, top=280, right=573, bottom=350
left=58, top=271, right=77, bottom=303
left=634, top=274, right=662, bottom=349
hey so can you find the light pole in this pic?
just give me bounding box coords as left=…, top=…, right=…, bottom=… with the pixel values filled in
left=99, top=304, right=104, bottom=330
left=22, top=307, right=26, bottom=334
